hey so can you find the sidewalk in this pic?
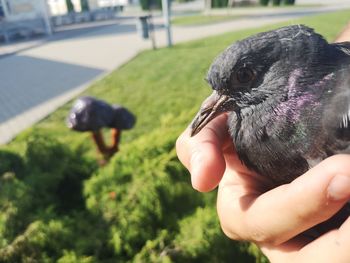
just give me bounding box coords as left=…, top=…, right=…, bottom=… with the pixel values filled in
left=0, top=38, right=47, bottom=58
left=0, top=5, right=350, bottom=145
left=335, top=22, right=350, bottom=42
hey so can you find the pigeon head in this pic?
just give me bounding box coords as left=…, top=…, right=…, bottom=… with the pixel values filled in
left=191, top=25, right=332, bottom=136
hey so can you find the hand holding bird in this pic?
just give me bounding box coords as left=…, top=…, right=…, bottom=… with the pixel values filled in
left=177, top=113, right=350, bottom=262
left=177, top=25, right=350, bottom=262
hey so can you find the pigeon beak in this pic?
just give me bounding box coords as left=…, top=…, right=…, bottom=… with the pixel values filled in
left=190, top=92, right=231, bottom=136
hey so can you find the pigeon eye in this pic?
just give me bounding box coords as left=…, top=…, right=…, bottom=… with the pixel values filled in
left=236, top=67, right=254, bottom=83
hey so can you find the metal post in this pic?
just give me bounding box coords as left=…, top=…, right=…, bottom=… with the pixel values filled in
left=148, top=14, right=156, bottom=50
left=41, top=0, right=53, bottom=35
left=1, top=0, right=10, bottom=43
left=1, top=0, right=9, bottom=17
left=161, top=0, right=172, bottom=47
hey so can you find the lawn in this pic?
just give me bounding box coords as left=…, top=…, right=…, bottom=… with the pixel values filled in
left=1, top=9, right=350, bottom=262
left=170, top=5, right=323, bottom=27
left=171, top=14, right=241, bottom=26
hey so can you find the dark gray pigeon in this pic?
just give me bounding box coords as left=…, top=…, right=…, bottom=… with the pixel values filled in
left=191, top=25, right=350, bottom=185
left=67, top=96, right=136, bottom=132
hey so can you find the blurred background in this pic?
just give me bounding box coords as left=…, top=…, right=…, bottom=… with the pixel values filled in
left=0, top=0, right=350, bottom=262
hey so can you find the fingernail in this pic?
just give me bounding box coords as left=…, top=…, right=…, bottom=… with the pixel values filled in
left=327, top=174, right=350, bottom=201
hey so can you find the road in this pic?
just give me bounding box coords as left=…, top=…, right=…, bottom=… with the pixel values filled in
left=0, top=2, right=349, bottom=144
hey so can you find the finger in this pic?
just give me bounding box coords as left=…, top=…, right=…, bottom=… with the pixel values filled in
left=176, top=114, right=229, bottom=192
left=260, top=235, right=311, bottom=263
left=218, top=155, right=350, bottom=245
left=271, top=216, right=350, bottom=263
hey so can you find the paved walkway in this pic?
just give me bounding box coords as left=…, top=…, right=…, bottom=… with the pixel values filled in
left=0, top=3, right=350, bottom=144
left=335, top=21, right=350, bottom=42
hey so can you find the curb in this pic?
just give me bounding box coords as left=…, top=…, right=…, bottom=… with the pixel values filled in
left=335, top=21, right=350, bottom=42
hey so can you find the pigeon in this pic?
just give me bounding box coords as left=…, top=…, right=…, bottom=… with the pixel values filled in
left=191, top=25, right=350, bottom=185
left=67, top=96, right=136, bottom=132
left=67, top=96, right=136, bottom=161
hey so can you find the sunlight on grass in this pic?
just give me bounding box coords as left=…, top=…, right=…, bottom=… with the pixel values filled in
left=172, top=14, right=240, bottom=26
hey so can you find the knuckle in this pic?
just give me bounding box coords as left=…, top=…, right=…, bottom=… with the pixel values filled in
left=219, top=221, right=243, bottom=241
left=244, top=217, right=282, bottom=245
left=217, top=206, right=245, bottom=241
left=293, top=199, right=323, bottom=223
left=219, top=215, right=279, bottom=245
left=247, top=225, right=276, bottom=245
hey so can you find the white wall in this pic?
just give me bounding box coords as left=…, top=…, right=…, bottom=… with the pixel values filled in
left=18, top=0, right=128, bottom=17
left=2, top=0, right=47, bottom=21
left=46, top=0, right=128, bottom=16
left=47, top=0, right=84, bottom=15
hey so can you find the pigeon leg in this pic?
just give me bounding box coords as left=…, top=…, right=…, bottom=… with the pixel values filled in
left=91, top=130, right=108, bottom=157
left=107, top=128, right=121, bottom=157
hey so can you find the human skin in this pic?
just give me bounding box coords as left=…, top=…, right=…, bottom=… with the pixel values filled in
left=176, top=114, right=350, bottom=262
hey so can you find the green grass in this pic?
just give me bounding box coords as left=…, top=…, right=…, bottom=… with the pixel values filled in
left=251, top=3, right=323, bottom=8
left=171, top=14, right=240, bottom=26
left=4, top=9, right=350, bottom=153
left=171, top=7, right=327, bottom=26
left=209, top=3, right=322, bottom=11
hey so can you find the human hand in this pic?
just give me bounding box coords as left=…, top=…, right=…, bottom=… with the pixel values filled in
left=176, top=114, right=350, bottom=262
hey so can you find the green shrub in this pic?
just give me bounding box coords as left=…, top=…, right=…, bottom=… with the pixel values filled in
left=0, top=220, right=72, bottom=263
left=0, top=172, right=31, bottom=247
left=23, top=130, right=97, bottom=212
left=57, top=250, right=94, bottom=263
left=211, top=0, right=228, bottom=8
left=0, top=130, right=103, bottom=261
left=259, top=0, right=269, bottom=6
left=0, top=150, right=23, bottom=178
left=272, top=0, right=281, bottom=5
left=133, top=230, right=174, bottom=263
left=283, top=0, right=295, bottom=5
left=140, top=0, right=162, bottom=10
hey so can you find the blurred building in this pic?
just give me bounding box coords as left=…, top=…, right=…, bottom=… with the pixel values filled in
left=0, top=0, right=127, bottom=42
left=0, top=0, right=49, bottom=21
left=47, top=0, right=128, bottom=15
left=0, top=1, right=128, bottom=19
left=0, top=0, right=51, bottom=42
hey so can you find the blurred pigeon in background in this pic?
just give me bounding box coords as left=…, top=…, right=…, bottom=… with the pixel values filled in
left=191, top=25, right=350, bottom=185
left=67, top=96, right=135, bottom=132
left=67, top=96, right=136, bottom=161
